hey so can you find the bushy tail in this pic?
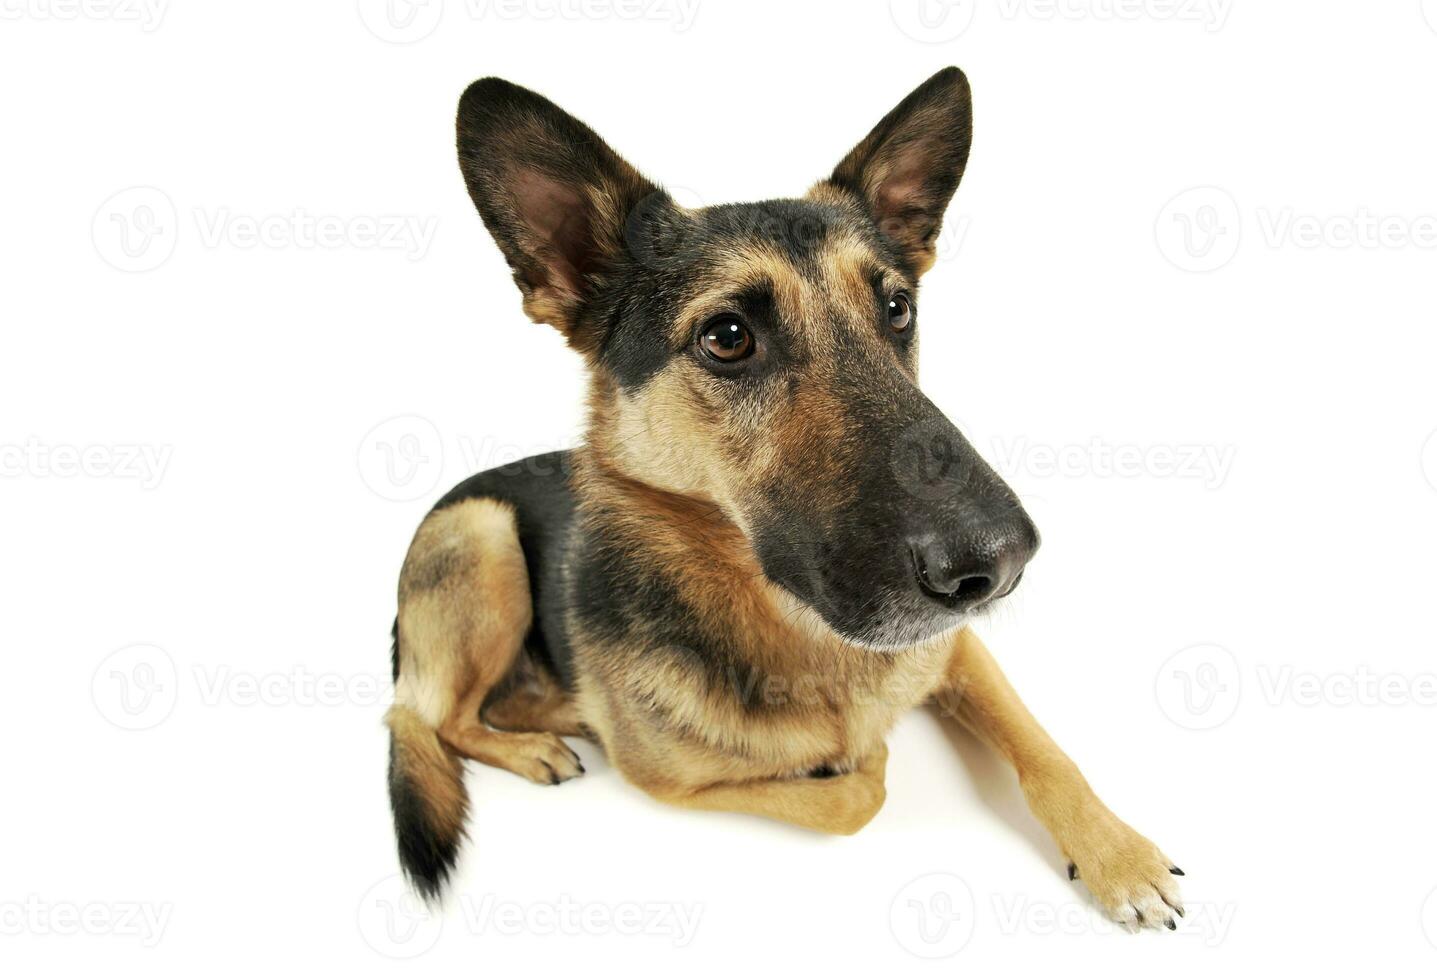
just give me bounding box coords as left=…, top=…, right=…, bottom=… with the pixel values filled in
left=386, top=701, right=467, bottom=902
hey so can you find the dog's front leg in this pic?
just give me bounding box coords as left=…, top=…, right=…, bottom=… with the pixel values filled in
left=637, top=744, right=889, bottom=836
left=935, top=628, right=1184, bottom=930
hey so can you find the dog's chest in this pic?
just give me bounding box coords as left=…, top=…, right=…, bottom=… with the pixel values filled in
left=731, top=636, right=953, bottom=773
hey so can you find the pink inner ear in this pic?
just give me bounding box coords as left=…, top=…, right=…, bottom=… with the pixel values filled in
left=512, top=170, right=590, bottom=297
left=877, top=175, right=924, bottom=217
left=871, top=145, right=931, bottom=227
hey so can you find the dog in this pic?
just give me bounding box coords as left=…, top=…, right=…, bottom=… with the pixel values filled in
left=385, top=67, right=1184, bottom=930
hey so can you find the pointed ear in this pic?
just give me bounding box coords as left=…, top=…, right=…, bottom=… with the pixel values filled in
left=814, top=67, right=972, bottom=277
left=456, top=77, right=660, bottom=346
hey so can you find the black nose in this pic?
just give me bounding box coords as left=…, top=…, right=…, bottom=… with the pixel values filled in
left=907, top=517, right=1039, bottom=611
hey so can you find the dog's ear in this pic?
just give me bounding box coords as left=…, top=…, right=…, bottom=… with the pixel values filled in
left=815, top=67, right=972, bottom=277
left=456, top=77, right=660, bottom=346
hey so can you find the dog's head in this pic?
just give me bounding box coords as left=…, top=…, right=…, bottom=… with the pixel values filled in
left=457, top=68, right=1038, bottom=649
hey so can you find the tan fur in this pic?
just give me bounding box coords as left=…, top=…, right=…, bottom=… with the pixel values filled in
left=934, top=629, right=1181, bottom=923
left=554, top=231, right=951, bottom=807
left=563, top=443, right=955, bottom=818
left=393, top=499, right=582, bottom=784
left=819, top=80, right=969, bottom=275
left=483, top=673, right=586, bottom=737
left=667, top=243, right=809, bottom=346
left=408, top=68, right=1179, bottom=929
left=518, top=176, right=643, bottom=340
left=808, top=171, right=943, bottom=275
left=653, top=742, right=889, bottom=835
left=386, top=703, right=467, bottom=836
left=393, top=232, right=1177, bottom=923
left=594, top=234, right=913, bottom=522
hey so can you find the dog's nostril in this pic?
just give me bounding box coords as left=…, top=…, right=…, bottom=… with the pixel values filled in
left=912, top=545, right=995, bottom=602
left=916, top=566, right=993, bottom=603
left=950, top=574, right=992, bottom=603
left=908, top=535, right=1026, bottom=611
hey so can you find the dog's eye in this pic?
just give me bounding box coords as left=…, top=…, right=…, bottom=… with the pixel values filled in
left=699, top=316, right=754, bottom=363
left=887, top=293, right=913, bottom=333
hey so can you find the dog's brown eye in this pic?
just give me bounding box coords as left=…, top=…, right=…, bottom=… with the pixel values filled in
left=887, top=293, right=913, bottom=332
left=699, top=316, right=754, bottom=362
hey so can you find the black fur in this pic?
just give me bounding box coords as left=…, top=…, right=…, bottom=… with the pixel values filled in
left=826, top=65, right=973, bottom=269
left=420, top=450, right=792, bottom=717
left=452, top=77, right=918, bottom=391
left=387, top=737, right=461, bottom=902
left=384, top=69, right=1041, bottom=899
left=432, top=450, right=579, bottom=687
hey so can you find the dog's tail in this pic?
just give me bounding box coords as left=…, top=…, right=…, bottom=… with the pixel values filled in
left=386, top=627, right=467, bottom=903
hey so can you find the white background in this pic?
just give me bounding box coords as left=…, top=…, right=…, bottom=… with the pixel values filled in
left=3, top=0, right=1436, bottom=974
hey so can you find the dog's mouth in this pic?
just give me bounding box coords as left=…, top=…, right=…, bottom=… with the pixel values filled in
left=838, top=607, right=968, bottom=652
left=751, top=502, right=1033, bottom=653
left=794, top=580, right=965, bottom=652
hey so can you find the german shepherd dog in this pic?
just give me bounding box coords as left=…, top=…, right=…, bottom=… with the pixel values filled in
left=386, top=67, right=1185, bottom=930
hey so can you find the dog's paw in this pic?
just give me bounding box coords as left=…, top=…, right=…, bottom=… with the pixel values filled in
left=1063, top=807, right=1184, bottom=931
left=499, top=732, right=586, bottom=786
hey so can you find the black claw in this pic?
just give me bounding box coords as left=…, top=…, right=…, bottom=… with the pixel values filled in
left=1165, top=918, right=1176, bottom=931
left=577, top=763, right=586, bottom=774
left=1067, top=862, right=1078, bottom=881
left=1134, top=909, right=1145, bottom=924
left=1175, top=905, right=1185, bottom=917
left=1169, top=866, right=1185, bottom=876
